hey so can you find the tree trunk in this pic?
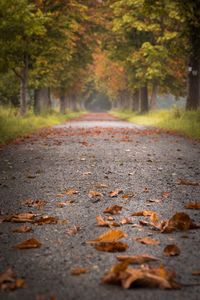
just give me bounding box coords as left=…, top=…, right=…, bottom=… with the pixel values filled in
left=139, top=85, right=149, bottom=113
left=34, top=87, right=51, bottom=114
left=150, top=83, right=158, bottom=110
left=60, top=94, right=66, bottom=114
left=186, top=54, right=200, bottom=110
left=132, top=89, right=140, bottom=111
left=20, top=53, right=29, bottom=116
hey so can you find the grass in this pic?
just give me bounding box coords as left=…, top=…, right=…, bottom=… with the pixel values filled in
left=112, top=107, right=200, bottom=140
left=0, top=106, right=83, bottom=144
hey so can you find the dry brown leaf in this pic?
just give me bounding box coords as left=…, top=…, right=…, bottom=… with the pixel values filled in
left=131, top=210, right=155, bottom=217
left=0, top=267, right=25, bottom=291
left=22, top=199, right=47, bottom=209
left=185, top=201, right=200, bottom=210
left=94, top=242, right=128, bottom=252
left=12, top=225, right=32, bottom=233
left=150, top=212, right=159, bottom=225
left=103, top=205, right=122, bottom=215
left=15, top=238, right=41, bottom=249
left=120, top=217, right=133, bottom=225
left=178, top=179, right=199, bottom=186
left=109, top=189, right=123, bottom=198
left=147, top=199, right=161, bottom=204
left=122, top=193, right=134, bottom=200
left=134, top=237, right=160, bottom=245
left=70, top=267, right=88, bottom=275
left=65, top=188, right=78, bottom=195
left=161, top=212, right=200, bottom=233
left=88, top=190, right=103, bottom=199
left=163, top=244, right=180, bottom=256
left=67, top=225, right=81, bottom=236
left=55, top=202, right=68, bottom=208
left=192, top=269, right=200, bottom=276
left=116, top=254, right=159, bottom=264
left=95, top=183, right=108, bottom=188
left=102, top=263, right=180, bottom=289
left=34, top=215, right=58, bottom=225
left=96, top=216, right=119, bottom=227
left=3, top=212, right=36, bottom=223
left=88, top=229, right=127, bottom=244
left=56, top=193, right=65, bottom=198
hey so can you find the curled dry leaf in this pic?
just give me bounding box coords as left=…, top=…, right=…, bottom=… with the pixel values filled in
left=120, top=217, right=133, bottom=225
left=96, top=216, right=119, bottom=227
left=184, top=201, right=200, bottom=210
left=34, top=215, right=58, bottom=225
left=95, top=183, right=108, bottom=189
left=177, top=179, right=199, bottom=186
left=15, top=238, right=41, bottom=249
left=88, top=229, right=127, bottom=244
left=94, top=242, right=128, bottom=252
left=163, top=244, right=180, bottom=256
left=103, top=205, right=122, bottom=215
left=161, top=212, right=200, bottom=233
left=102, top=263, right=180, bottom=289
left=65, top=188, right=78, bottom=195
left=109, top=189, right=123, bottom=198
left=0, top=267, right=25, bottom=291
left=67, top=225, right=81, bottom=236
left=134, top=237, right=160, bottom=245
left=70, top=267, right=88, bottom=275
left=88, top=190, right=103, bottom=199
left=3, top=213, right=36, bottom=223
left=12, top=225, right=32, bottom=233
left=116, top=254, right=159, bottom=264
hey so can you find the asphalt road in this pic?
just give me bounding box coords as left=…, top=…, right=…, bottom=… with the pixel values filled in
left=0, top=113, right=200, bottom=300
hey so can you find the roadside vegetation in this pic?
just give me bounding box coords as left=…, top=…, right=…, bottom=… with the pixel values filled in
left=112, top=108, right=200, bottom=140
left=0, top=106, right=82, bottom=144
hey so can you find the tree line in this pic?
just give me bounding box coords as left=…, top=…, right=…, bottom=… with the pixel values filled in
left=0, top=0, right=199, bottom=114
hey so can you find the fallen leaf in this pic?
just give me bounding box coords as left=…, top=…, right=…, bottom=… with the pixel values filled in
left=27, top=175, right=36, bottom=179
left=34, top=215, right=58, bottom=225
left=88, top=229, right=127, bottom=244
left=109, top=189, right=123, bottom=198
left=12, top=225, right=32, bottom=233
left=120, top=217, right=133, bottom=225
left=71, top=267, right=88, bottom=275
left=65, top=188, right=78, bottom=195
left=122, top=193, right=134, bottom=200
left=95, top=242, right=128, bottom=252
left=161, top=212, right=200, bottom=233
left=147, top=199, right=161, bottom=203
left=116, top=254, right=159, bottom=264
left=56, top=193, right=65, bottom=198
left=102, top=263, right=180, bottom=289
left=88, top=190, right=103, bottom=199
left=131, top=210, right=155, bottom=217
left=22, top=199, right=47, bottom=209
left=150, top=212, right=159, bottom=225
left=161, top=192, right=170, bottom=198
left=184, top=201, right=200, bottom=210
left=103, top=205, right=122, bottom=215
left=96, top=216, right=119, bottom=227
left=163, top=244, right=180, bottom=256
left=178, top=179, right=199, bottom=186
left=15, top=238, right=41, bottom=249
left=0, top=267, right=25, bottom=291
left=55, top=202, right=67, bottom=208
left=3, top=213, right=36, bottom=223
left=192, top=269, right=200, bottom=276
left=134, top=237, right=160, bottom=245
left=95, top=183, right=108, bottom=188
left=67, top=225, right=81, bottom=236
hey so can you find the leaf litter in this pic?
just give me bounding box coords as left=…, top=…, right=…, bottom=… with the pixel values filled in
left=103, top=205, right=122, bottom=215
left=0, top=267, right=25, bottom=291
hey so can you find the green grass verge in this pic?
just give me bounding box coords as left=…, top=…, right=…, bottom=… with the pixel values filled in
left=112, top=108, right=200, bottom=140
left=0, top=106, right=83, bottom=144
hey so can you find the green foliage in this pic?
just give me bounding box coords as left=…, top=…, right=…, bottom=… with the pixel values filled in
left=112, top=108, right=200, bottom=139
left=0, top=106, right=83, bottom=144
